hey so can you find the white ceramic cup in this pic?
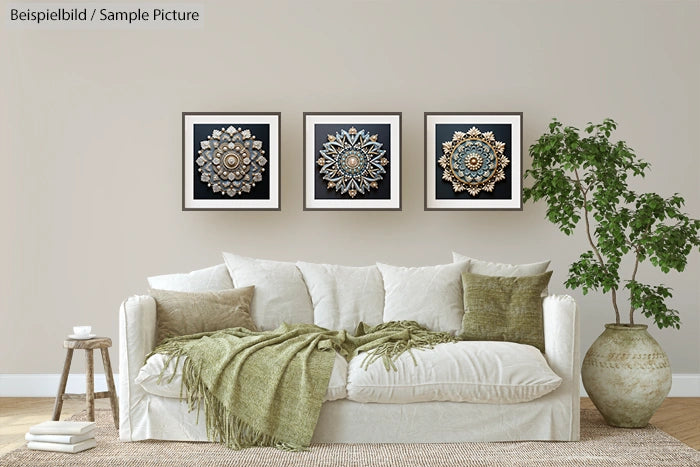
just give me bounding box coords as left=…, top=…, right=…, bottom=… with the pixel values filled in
left=73, top=325, right=92, bottom=337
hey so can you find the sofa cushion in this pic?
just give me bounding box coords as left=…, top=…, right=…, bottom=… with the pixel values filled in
left=459, top=271, right=552, bottom=352
left=136, top=351, right=348, bottom=402
left=222, top=253, right=314, bottom=330
left=346, top=341, right=561, bottom=404
left=147, top=264, right=234, bottom=292
left=377, top=261, right=469, bottom=334
left=150, top=287, right=257, bottom=344
left=297, top=262, right=384, bottom=333
left=452, top=252, right=551, bottom=296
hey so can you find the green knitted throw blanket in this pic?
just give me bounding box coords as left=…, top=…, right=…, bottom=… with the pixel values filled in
left=150, top=320, right=455, bottom=451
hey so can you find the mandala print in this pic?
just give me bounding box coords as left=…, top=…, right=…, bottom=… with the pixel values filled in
left=196, top=126, right=267, bottom=197
left=317, top=127, right=388, bottom=198
left=438, top=127, right=509, bottom=196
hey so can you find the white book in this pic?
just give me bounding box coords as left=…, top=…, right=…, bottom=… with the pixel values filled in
left=27, top=438, right=97, bottom=453
left=25, top=430, right=95, bottom=444
left=28, top=421, right=96, bottom=435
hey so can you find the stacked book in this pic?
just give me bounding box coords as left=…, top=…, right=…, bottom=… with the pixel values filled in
left=26, top=421, right=97, bottom=453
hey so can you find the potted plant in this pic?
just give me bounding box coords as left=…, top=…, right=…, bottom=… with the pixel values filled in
left=524, top=118, right=700, bottom=427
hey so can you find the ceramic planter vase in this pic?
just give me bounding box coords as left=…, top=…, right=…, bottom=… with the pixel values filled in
left=581, top=324, right=671, bottom=428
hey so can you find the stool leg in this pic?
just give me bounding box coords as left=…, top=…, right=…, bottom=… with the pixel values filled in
left=52, top=349, right=73, bottom=421
left=100, top=347, right=120, bottom=429
left=86, top=349, right=95, bottom=422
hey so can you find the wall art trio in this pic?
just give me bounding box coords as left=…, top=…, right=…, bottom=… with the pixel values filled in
left=182, top=112, right=522, bottom=211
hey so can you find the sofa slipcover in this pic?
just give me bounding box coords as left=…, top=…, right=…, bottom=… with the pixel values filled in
left=120, top=294, right=580, bottom=443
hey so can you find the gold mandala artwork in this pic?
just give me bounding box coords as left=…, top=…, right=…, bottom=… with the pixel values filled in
left=438, top=127, right=509, bottom=196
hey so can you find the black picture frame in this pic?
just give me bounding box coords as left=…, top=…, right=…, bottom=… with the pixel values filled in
left=425, top=112, right=523, bottom=210
left=182, top=112, right=281, bottom=211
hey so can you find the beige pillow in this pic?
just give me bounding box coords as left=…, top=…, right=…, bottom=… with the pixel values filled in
left=150, top=286, right=257, bottom=344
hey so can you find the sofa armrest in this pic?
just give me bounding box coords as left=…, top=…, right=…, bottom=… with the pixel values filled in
left=543, top=294, right=580, bottom=439
left=119, top=295, right=156, bottom=440
left=543, top=294, right=579, bottom=383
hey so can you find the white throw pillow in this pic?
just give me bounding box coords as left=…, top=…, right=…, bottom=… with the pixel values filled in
left=297, top=262, right=384, bottom=333
left=377, top=261, right=469, bottom=334
left=452, top=252, right=550, bottom=276
left=452, top=252, right=551, bottom=296
left=137, top=351, right=348, bottom=402
left=346, top=341, right=562, bottom=404
left=222, top=253, right=313, bottom=330
left=147, top=264, right=233, bottom=292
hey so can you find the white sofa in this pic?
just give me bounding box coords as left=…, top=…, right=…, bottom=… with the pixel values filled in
left=119, top=259, right=580, bottom=444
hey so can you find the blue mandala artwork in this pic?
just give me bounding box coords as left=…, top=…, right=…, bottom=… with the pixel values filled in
left=317, top=127, right=389, bottom=198
left=438, top=127, right=509, bottom=196
left=196, top=126, right=267, bottom=197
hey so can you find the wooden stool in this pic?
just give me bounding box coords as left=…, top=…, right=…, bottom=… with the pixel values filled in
left=52, top=337, right=119, bottom=429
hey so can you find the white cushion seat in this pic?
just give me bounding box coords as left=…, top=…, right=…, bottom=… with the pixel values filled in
left=346, top=341, right=562, bottom=404
left=136, top=351, right=349, bottom=402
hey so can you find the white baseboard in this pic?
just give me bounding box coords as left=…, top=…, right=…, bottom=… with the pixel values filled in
left=0, top=374, right=121, bottom=397
left=1, top=373, right=698, bottom=397
left=580, top=373, right=700, bottom=398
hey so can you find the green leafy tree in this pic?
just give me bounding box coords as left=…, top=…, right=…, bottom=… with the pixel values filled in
left=524, top=118, right=700, bottom=329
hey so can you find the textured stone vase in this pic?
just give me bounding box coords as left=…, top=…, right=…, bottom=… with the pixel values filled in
left=581, top=324, right=671, bottom=428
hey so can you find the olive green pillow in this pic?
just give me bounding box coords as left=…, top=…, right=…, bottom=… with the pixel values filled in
left=459, top=271, right=553, bottom=352
left=151, top=286, right=257, bottom=344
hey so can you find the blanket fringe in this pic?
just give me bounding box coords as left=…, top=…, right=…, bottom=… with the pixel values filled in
left=359, top=321, right=456, bottom=371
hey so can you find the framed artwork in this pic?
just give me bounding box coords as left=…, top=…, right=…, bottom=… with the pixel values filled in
left=182, top=112, right=280, bottom=210
left=424, top=112, right=523, bottom=210
left=304, top=112, right=401, bottom=210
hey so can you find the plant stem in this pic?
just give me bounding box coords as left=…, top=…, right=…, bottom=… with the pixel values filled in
left=629, top=251, right=640, bottom=325
left=573, top=169, right=621, bottom=324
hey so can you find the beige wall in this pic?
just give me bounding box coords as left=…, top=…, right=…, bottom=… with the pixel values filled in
left=1, top=0, right=698, bottom=375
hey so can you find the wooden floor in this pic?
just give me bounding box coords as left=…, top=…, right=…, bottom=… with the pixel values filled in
left=0, top=398, right=697, bottom=456
left=580, top=398, right=699, bottom=449
left=0, top=398, right=111, bottom=456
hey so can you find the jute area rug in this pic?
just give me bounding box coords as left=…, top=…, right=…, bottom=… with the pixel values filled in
left=1, top=409, right=698, bottom=467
